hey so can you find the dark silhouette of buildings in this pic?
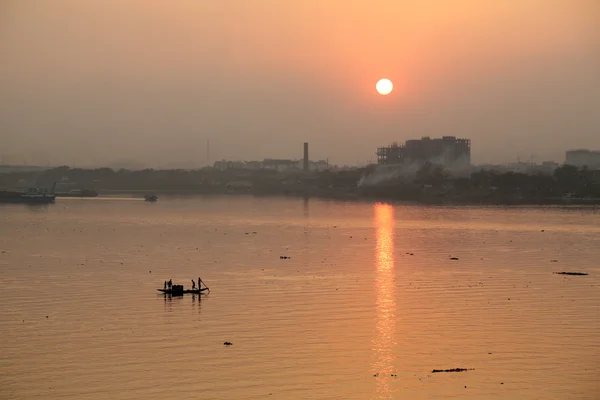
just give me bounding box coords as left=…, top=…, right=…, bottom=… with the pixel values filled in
left=566, top=149, right=600, bottom=169
left=376, top=136, right=471, bottom=168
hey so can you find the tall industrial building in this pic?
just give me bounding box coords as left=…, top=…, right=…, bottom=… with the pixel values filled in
left=376, top=136, right=471, bottom=168
left=565, top=149, right=600, bottom=169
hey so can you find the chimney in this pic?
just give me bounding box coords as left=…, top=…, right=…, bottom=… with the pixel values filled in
left=303, top=142, right=309, bottom=172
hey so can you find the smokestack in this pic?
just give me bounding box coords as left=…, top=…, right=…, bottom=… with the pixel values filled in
left=303, top=142, right=309, bottom=172
left=206, top=140, right=210, bottom=164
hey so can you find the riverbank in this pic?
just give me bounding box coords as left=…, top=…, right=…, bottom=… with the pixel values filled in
left=2, top=164, right=599, bottom=206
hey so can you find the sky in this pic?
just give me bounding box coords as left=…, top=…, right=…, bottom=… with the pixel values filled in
left=1, top=0, right=599, bottom=168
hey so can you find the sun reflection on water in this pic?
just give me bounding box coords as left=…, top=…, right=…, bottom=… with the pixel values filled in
left=372, top=203, right=396, bottom=398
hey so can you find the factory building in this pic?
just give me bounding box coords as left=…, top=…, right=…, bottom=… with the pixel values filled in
left=376, top=136, right=471, bottom=169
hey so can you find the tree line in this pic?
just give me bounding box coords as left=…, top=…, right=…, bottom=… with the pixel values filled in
left=1, top=164, right=598, bottom=199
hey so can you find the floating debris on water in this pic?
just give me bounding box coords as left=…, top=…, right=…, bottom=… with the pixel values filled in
left=223, top=341, right=233, bottom=346
left=431, top=368, right=474, bottom=373
left=554, top=272, right=588, bottom=276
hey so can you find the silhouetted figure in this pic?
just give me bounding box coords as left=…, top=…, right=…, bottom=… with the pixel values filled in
left=191, top=280, right=196, bottom=290
left=168, top=279, right=172, bottom=289
left=164, top=281, right=167, bottom=290
left=198, top=278, right=202, bottom=290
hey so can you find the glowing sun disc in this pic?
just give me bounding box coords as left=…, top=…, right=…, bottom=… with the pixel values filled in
left=376, top=78, right=393, bottom=95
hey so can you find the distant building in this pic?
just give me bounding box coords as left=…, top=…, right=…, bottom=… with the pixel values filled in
left=376, top=136, right=471, bottom=168
left=311, top=160, right=329, bottom=171
left=261, top=159, right=297, bottom=171
left=214, top=158, right=329, bottom=172
left=565, top=149, right=600, bottom=169
left=213, top=160, right=226, bottom=171
left=213, top=160, right=245, bottom=171
left=243, top=161, right=263, bottom=170
left=505, top=162, right=537, bottom=174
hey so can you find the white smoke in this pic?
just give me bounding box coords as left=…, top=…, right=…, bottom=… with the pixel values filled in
left=357, top=161, right=472, bottom=187
left=357, top=164, right=419, bottom=187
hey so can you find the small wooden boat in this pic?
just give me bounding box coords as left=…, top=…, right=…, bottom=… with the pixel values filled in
left=157, top=288, right=209, bottom=295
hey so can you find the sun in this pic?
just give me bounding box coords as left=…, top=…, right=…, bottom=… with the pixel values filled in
left=376, top=78, right=393, bottom=95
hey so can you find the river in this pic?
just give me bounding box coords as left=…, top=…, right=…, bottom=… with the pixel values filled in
left=1, top=196, right=599, bottom=399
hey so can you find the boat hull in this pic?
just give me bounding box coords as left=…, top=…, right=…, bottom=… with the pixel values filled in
left=0, top=192, right=55, bottom=204
left=157, top=288, right=209, bottom=295
left=20, top=196, right=56, bottom=204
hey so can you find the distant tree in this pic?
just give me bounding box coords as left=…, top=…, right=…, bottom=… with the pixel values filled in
left=553, top=164, right=580, bottom=192
left=415, top=162, right=448, bottom=185
left=491, top=172, right=530, bottom=191
left=470, top=170, right=497, bottom=188
left=453, top=177, right=472, bottom=191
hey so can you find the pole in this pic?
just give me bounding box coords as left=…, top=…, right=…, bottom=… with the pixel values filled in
left=200, top=278, right=210, bottom=294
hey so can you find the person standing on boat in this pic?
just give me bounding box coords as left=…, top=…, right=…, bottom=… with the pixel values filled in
left=164, top=281, right=167, bottom=290
left=168, top=279, right=172, bottom=289
left=198, top=277, right=202, bottom=290
left=191, top=279, right=196, bottom=290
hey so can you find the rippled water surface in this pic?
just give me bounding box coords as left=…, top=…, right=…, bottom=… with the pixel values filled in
left=1, top=196, right=599, bottom=399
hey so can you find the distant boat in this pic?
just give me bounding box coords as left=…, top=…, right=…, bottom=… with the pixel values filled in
left=157, top=288, right=209, bottom=295
left=0, top=185, right=56, bottom=204
left=145, top=194, right=158, bottom=202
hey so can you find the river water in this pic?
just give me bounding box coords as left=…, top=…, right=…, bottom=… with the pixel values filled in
left=1, top=196, right=599, bottom=399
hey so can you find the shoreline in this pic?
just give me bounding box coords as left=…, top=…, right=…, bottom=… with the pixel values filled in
left=93, top=189, right=600, bottom=206
left=3, top=164, right=599, bottom=207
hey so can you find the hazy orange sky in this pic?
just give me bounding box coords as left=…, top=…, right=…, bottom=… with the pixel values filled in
left=1, top=0, right=599, bottom=167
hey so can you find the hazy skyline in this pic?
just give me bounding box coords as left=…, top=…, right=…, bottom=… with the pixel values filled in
left=1, top=0, right=599, bottom=168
